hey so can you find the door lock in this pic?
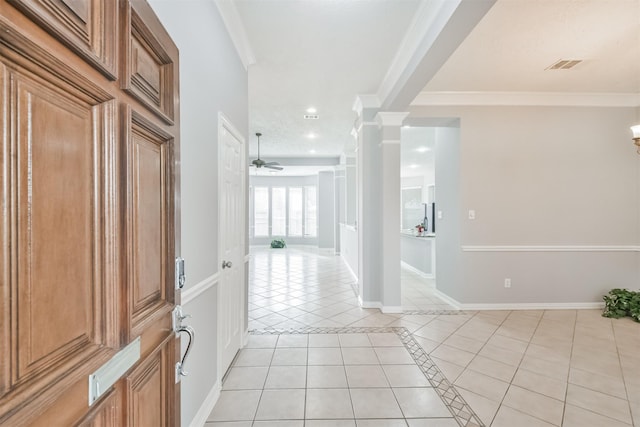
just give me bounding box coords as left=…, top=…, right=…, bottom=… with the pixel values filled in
left=222, top=260, right=232, bottom=269
left=175, top=257, right=186, bottom=289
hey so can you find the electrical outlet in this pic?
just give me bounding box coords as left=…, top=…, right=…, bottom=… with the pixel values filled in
left=504, top=278, right=511, bottom=288
left=468, top=210, right=476, bottom=220
left=437, top=211, right=443, bottom=220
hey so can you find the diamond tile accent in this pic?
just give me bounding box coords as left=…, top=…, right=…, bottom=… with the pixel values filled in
left=250, top=326, right=484, bottom=427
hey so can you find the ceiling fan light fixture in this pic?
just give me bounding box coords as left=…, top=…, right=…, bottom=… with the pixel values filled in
left=250, top=132, right=283, bottom=170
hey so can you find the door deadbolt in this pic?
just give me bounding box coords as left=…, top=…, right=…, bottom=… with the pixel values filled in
left=222, top=260, right=232, bottom=269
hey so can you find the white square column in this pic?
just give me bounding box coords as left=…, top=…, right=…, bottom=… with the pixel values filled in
left=352, top=95, right=407, bottom=313
left=375, top=112, right=408, bottom=313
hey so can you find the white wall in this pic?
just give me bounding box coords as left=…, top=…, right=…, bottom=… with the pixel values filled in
left=340, top=224, right=358, bottom=280
left=318, top=171, right=335, bottom=248
left=149, top=1, right=248, bottom=425
left=412, top=105, right=640, bottom=306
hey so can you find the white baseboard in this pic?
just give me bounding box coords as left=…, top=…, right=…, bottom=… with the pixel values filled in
left=400, top=261, right=434, bottom=279
left=360, top=299, right=382, bottom=310
left=462, top=302, right=605, bottom=310
left=433, top=289, right=462, bottom=310
left=381, top=305, right=404, bottom=314
left=342, top=256, right=358, bottom=283
left=433, top=289, right=605, bottom=311
left=188, top=379, right=221, bottom=427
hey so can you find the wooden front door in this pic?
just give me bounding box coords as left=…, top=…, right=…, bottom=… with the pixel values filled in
left=0, top=0, right=181, bottom=425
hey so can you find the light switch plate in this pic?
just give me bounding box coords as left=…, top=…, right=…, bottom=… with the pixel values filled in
left=468, top=210, right=476, bottom=220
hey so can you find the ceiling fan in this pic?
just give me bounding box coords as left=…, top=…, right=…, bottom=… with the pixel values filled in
left=250, top=132, right=283, bottom=170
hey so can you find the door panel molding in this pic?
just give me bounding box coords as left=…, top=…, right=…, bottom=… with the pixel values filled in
left=125, top=341, right=174, bottom=427
left=0, top=58, right=119, bottom=427
left=0, top=0, right=180, bottom=423
left=7, top=0, right=118, bottom=79
left=121, top=1, right=175, bottom=124
left=123, top=106, right=175, bottom=342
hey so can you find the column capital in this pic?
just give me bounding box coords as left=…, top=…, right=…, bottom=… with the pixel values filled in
left=352, top=94, right=381, bottom=116
left=375, top=111, right=409, bottom=128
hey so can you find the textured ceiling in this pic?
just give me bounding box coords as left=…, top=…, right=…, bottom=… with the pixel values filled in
left=236, top=0, right=421, bottom=158
left=235, top=0, right=640, bottom=168
left=422, top=0, right=640, bottom=94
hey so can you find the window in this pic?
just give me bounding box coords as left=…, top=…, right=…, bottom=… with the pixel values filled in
left=254, top=187, right=269, bottom=236
left=288, top=187, right=303, bottom=236
left=305, top=186, right=317, bottom=237
left=252, top=185, right=317, bottom=239
left=272, top=187, right=286, bottom=236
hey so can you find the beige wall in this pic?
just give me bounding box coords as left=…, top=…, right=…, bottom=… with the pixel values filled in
left=412, top=105, right=640, bottom=305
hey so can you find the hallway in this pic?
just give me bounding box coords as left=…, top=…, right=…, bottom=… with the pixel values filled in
left=207, top=247, right=640, bottom=426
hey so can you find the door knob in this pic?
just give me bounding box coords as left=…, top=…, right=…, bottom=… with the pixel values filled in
left=222, top=260, right=232, bottom=269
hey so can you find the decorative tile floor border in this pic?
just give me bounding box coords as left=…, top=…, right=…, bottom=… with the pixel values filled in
left=250, top=326, right=485, bottom=427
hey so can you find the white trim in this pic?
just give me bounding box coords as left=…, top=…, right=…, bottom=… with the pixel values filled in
left=433, top=289, right=462, bottom=310
left=342, top=255, right=358, bottom=283
left=244, top=254, right=250, bottom=263
left=411, top=91, right=640, bottom=107
left=401, top=261, right=434, bottom=279
left=188, top=380, right=221, bottom=427
left=375, top=112, right=410, bottom=127
left=461, top=245, right=640, bottom=252
left=433, top=289, right=605, bottom=311
left=381, top=306, right=404, bottom=314
left=377, top=0, right=459, bottom=105
left=212, top=0, right=255, bottom=70
left=360, top=299, right=382, bottom=310
left=353, top=95, right=381, bottom=115
left=362, top=121, right=379, bottom=127
left=182, top=273, right=220, bottom=305
left=341, top=223, right=357, bottom=232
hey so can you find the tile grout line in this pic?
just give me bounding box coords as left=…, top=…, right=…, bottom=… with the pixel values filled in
left=251, top=326, right=483, bottom=427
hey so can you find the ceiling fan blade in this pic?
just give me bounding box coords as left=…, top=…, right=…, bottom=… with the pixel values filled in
left=249, top=164, right=255, bottom=167
left=264, top=165, right=283, bottom=171
left=263, top=162, right=280, bottom=166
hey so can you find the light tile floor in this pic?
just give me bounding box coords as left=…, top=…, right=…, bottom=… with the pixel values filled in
left=208, top=246, right=640, bottom=426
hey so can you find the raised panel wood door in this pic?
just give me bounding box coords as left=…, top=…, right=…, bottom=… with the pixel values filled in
left=0, top=0, right=180, bottom=425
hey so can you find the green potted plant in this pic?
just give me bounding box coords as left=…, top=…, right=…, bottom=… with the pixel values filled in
left=602, top=288, right=640, bottom=322
left=270, top=238, right=286, bottom=249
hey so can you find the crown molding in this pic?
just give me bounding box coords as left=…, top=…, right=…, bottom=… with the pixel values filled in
left=375, top=112, right=410, bottom=127
left=352, top=95, right=381, bottom=115
left=213, top=0, right=256, bottom=70
left=412, top=91, right=640, bottom=107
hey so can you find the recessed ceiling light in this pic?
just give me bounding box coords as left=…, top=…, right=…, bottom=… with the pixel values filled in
left=415, top=147, right=430, bottom=153
left=307, top=133, right=317, bottom=139
left=306, top=107, right=317, bottom=114
left=409, top=164, right=419, bottom=169
left=402, top=125, right=411, bottom=128
left=310, top=149, right=317, bottom=154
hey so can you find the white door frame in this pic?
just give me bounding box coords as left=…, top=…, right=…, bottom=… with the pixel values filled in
left=216, top=112, right=247, bottom=380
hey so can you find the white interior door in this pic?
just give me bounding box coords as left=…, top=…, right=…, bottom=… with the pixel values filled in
left=218, top=114, right=246, bottom=377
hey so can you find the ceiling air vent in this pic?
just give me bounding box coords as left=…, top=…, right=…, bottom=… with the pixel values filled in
left=546, top=59, right=582, bottom=70
left=304, top=114, right=319, bottom=120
